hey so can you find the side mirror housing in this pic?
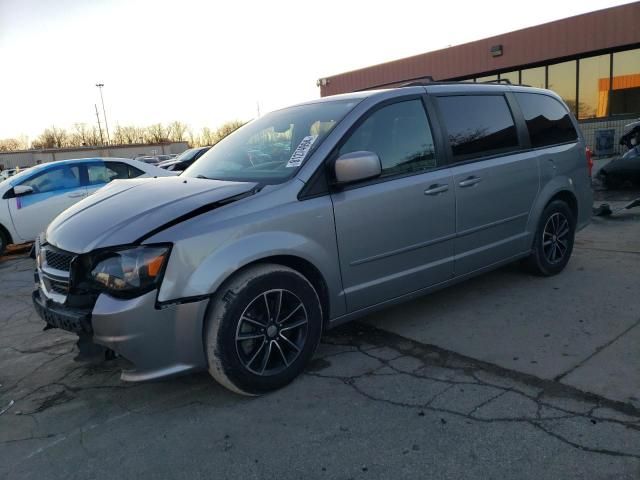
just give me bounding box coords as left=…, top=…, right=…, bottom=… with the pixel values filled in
left=334, top=151, right=382, bottom=184
left=13, top=185, right=34, bottom=196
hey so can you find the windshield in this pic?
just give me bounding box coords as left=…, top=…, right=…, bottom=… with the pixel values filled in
left=183, top=99, right=359, bottom=183
left=173, top=148, right=201, bottom=162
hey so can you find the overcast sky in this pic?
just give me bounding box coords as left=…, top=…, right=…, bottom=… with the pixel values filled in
left=0, top=0, right=633, bottom=140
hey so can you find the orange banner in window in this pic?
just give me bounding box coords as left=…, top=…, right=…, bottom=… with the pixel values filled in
left=597, top=74, right=640, bottom=116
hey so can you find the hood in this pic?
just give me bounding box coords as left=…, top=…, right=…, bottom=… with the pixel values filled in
left=46, top=176, right=257, bottom=253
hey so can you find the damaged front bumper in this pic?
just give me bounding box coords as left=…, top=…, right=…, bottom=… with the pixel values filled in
left=32, top=285, right=210, bottom=382
left=33, top=289, right=92, bottom=334
left=32, top=239, right=210, bottom=381
left=91, top=291, right=209, bottom=381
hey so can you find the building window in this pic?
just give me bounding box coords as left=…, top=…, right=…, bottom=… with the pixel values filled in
left=521, top=66, right=545, bottom=89
left=578, top=54, right=611, bottom=119
left=611, top=48, right=640, bottom=116
left=436, top=95, right=519, bottom=160
left=548, top=60, right=577, bottom=114
left=475, top=75, right=498, bottom=83
left=499, top=71, right=520, bottom=84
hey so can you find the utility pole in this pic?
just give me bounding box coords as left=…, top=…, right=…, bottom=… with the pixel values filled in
left=95, top=104, right=104, bottom=145
left=96, top=83, right=110, bottom=144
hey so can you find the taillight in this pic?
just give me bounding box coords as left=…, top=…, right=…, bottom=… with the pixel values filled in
left=586, top=147, right=593, bottom=177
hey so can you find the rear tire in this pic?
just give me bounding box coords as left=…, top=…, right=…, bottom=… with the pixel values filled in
left=524, top=200, right=575, bottom=276
left=205, top=264, right=323, bottom=396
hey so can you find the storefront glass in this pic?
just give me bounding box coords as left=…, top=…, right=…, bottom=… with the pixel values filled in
left=578, top=54, right=610, bottom=119
left=521, top=67, right=545, bottom=89
left=499, top=71, right=519, bottom=84
left=548, top=60, right=577, bottom=114
left=611, top=49, right=640, bottom=115
left=475, top=75, right=499, bottom=83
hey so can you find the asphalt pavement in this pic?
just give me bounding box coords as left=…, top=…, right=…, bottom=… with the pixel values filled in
left=1, top=204, right=639, bottom=479
left=365, top=202, right=640, bottom=407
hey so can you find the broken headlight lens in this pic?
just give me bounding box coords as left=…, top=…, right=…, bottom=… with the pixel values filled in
left=89, top=245, right=170, bottom=298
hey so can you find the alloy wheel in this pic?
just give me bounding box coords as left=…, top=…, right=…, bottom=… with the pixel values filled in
left=542, top=212, right=570, bottom=264
left=235, top=289, right=308, bottom=376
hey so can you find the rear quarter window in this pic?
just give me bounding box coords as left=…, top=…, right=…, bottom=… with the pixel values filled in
left=515, top=92, right=578, bottom=148
left=436, top=95, right=519, bottom=161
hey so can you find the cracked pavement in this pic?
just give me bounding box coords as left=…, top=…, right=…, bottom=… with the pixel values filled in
left=1, top=225, right=640, bottom=479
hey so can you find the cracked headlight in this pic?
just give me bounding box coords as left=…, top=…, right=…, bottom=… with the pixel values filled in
left=88, top=245, right=170, bottom=298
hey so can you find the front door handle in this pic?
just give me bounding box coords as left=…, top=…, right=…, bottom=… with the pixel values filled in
left=67, top=192, right=84, bottom=198
left=424, top=184, right=449, bottom=196
left=458, top=176, right=482, bottom=188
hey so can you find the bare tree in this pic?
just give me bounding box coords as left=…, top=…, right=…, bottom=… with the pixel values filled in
left=33, top=127, right=66, bottom=149
left=145, top=123, right=166, bottom=143
left=212, top=120, right=245, bottom=145
left=199, top=127, right=216, bottom=146
left=9, top=119, right=245, bottom=152
left=70, top=123, right=100, bottom=147
left=52, top=126, right=68, bottom=148
left=167, top=121, right=188, bottom=142
left=0, top=138, right=21, bottom=151
left=186, top=128, right=199, bottom=147
left=113, top=125, right=145, bottom=144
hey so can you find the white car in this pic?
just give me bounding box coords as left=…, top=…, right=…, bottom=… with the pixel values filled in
left=1, top=167, right=30, bottom=182
left=0, top=157, right=175, bottom=254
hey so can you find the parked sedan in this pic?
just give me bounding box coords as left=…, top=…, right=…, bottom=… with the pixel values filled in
left=156, top=146, right=210, bottom=172
left=0, top=157, right=174, bottom=254
left=1, top=166, right=31, bottom=182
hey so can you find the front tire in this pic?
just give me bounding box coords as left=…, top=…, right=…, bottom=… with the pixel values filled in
left=205, top=264, right=323, bottom=395
left=0, top=228, right=8, bottom=256
left=524, top=200, right=575, bottom=276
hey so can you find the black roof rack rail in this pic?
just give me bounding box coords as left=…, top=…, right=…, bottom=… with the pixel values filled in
left=399, top=78, right=533, bottom=88
left=479, top=78, right=511, bottom=84
left=400, top=77, right=435, bottom=87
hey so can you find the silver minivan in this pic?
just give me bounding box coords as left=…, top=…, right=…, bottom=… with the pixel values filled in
left=33, top=83, right=592, bottom=395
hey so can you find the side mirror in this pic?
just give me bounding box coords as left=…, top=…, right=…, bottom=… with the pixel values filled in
left=13, top=185, right=34, bottom=196
left=334, top=151, right=382, bottom=184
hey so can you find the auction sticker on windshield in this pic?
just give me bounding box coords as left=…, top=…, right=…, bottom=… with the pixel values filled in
left=286, top=135, right=318, bottom=167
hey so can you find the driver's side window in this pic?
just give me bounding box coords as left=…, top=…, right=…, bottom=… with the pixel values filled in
left=20, top=166, right=81, bottom=194
left=339, top=99, right=437, bottom=177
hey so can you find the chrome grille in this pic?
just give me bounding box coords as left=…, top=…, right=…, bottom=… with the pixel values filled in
left=43, top=276, right=69, bottom=295
left=45, top=249, right=73, bottom=272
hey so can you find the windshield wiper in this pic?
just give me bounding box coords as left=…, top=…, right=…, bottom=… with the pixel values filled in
left=196, top=174, right=211, bottom=180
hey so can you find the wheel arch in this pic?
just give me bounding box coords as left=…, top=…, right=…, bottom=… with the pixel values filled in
left=527, top=176, right=579, bottom=243
left=207, top=254, right=331, bottom=331
left=547, top=190, right=578, bottom=221
left=159, top=230, right=346, bottom=320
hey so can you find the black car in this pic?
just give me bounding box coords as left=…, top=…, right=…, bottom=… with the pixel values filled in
left=157, top=147, right=210, bottom=172
left=598, top=120, right=640, bottom=188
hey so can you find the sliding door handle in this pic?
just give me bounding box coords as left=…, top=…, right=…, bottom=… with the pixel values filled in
left=458, top=176, right=482, bottom=188
left=424, top=184, right=449, bottom=196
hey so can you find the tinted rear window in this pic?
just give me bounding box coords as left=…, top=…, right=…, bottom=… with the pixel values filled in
left=437, top=95, right=519, bottom=160
left=515, top=93, right=578, bottom=148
